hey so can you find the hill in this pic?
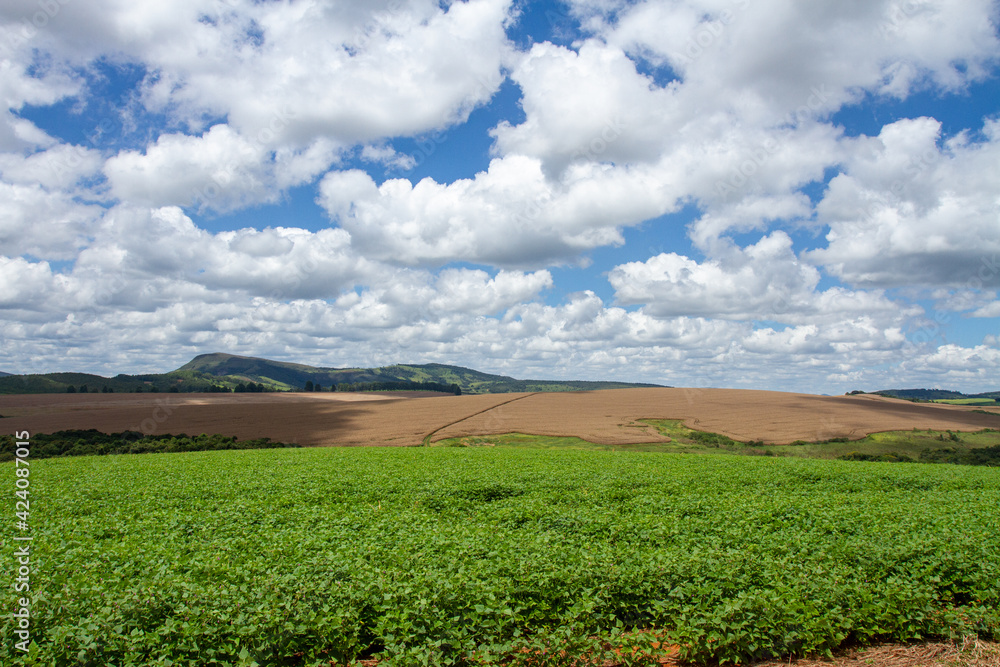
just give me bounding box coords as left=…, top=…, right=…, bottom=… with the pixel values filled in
left=176, top=353, right=662, bottom=394
left=0, top=353, right=663, bottom=395
left=871, top=388, right=1000, bottom=402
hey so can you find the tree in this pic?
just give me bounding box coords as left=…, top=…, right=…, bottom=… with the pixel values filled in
left=304, top=380, right=314, bottom=392
left=66, top=385, right=76, bottom=393
left=79, top=384, right=88, bottom=394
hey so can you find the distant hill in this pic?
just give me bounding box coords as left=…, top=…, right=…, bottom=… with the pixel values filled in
left=0, top=352, right=664, bottom=395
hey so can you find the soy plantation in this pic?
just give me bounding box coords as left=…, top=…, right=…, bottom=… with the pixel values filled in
left=3, top=447, right=998, bottom=666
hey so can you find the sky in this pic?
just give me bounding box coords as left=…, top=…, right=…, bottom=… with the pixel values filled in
left=1, top=0, right=999, bottom=394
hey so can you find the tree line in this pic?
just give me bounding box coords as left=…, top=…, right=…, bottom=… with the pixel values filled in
left=62, top=380, right=463, bottom=394
left=303, top=380, right=461, bottom=395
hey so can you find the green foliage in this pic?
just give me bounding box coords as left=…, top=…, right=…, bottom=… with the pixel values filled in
left=838, top=452, right=916, bottom=463
left=917, top=445, right=1000, bottom=466
left=335, top=380, right=462, bottom=394
left=767, top=428, right=1000, bottom=463
left=874, top=388, right=967, bottom=400
left=0, top=429, right=299, bottom=461
left=2, top=448, right=997, bottom=665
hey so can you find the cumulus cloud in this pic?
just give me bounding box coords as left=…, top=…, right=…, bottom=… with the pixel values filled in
left=609, top=232, right=918, bottom=333
left=2, top=0, right=513, bottom=145
left=0, top=42, right=80, bottom=150
left=0, top=181, right=103, bottom=259
left=584, top=0, right=998, bottom=109
left=104, top=124, right=280, bottom=211
left=809, top=118, right=1000, bottom=288
left=318, top=157, right=672, bottom=268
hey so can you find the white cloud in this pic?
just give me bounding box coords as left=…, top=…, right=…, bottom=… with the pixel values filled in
left=586, top=0, right=999, bottom=110
left=103, top=124, right=275, bottom=212
left=318, top=157, right=668, bottom=268
left=0, top=143, right=104, bottom=191
left=610, top=232, right=818, bottom=319
left=0, top=256, right=59, bottom=310
left=972, top=301, right=1000, bottom=318
left=0, top=43, right=80, bottom=150
left=2, top=0, right=514, bottom=147
left=360, top=144, right=417, bottom=172
left=609, top=231, right=917, bottom=327
left=810, top=118, right=1000, bottom=288
left=492, top=40, right=679, bottom=175
left=0, top=181, right=102, bottom=259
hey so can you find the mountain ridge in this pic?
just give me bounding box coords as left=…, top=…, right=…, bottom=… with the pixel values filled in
left=0, top=352, right=665, bottom=395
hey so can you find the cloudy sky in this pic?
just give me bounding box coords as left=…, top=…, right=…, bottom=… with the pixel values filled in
left=1, top=0, right=999, bottom=393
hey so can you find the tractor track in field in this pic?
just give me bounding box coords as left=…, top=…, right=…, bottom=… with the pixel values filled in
left=421, top=392, right=540, bottom=446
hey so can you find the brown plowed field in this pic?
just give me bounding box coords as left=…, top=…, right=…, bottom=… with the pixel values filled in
left=2, top=388, right=998, bottom=446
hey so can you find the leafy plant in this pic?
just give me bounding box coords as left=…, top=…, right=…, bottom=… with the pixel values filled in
left=2, top=448, right=997, bottom=665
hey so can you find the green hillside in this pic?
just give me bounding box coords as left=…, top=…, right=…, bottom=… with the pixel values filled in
left=0, top=353, right=663, bottom=395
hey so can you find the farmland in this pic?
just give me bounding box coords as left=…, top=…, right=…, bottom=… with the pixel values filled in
left=3, top=388, right=1000, bottom=665
left=2, top=446, right=998, bottom=666
left=2, top=388, right=999, bottom=447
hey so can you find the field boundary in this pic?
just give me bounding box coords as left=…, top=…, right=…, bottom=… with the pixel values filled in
left=421, top=393, right=540, bottom=446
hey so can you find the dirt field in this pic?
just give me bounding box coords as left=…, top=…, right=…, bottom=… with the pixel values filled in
left=1, top=388, right=998, bottom=446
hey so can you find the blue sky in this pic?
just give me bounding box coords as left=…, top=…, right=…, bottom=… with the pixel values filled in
left=1, top=0, right=999, bottom=393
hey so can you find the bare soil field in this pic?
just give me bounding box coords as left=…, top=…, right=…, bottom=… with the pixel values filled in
left=430, top=388, right=1000, bottom=445
left=1, top=388, right=998, bottom=446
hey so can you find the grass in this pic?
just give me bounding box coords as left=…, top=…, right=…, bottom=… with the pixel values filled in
left=932, top=398, right=999, bottom=405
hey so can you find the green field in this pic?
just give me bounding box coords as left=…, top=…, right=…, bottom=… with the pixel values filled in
left=932, top=398, right=999, bottom=405
left=3, top=447, right=998, bottom=666
left=437, top=422, right=1000, bottom=464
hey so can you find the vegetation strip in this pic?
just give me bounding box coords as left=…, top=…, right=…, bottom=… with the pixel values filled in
left=437, top=423, right=1000, bottom=466
left=0, top=430, right=299, bottom=461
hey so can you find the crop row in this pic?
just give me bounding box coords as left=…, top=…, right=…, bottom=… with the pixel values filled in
left=2, top=448, right=998, bottom=665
